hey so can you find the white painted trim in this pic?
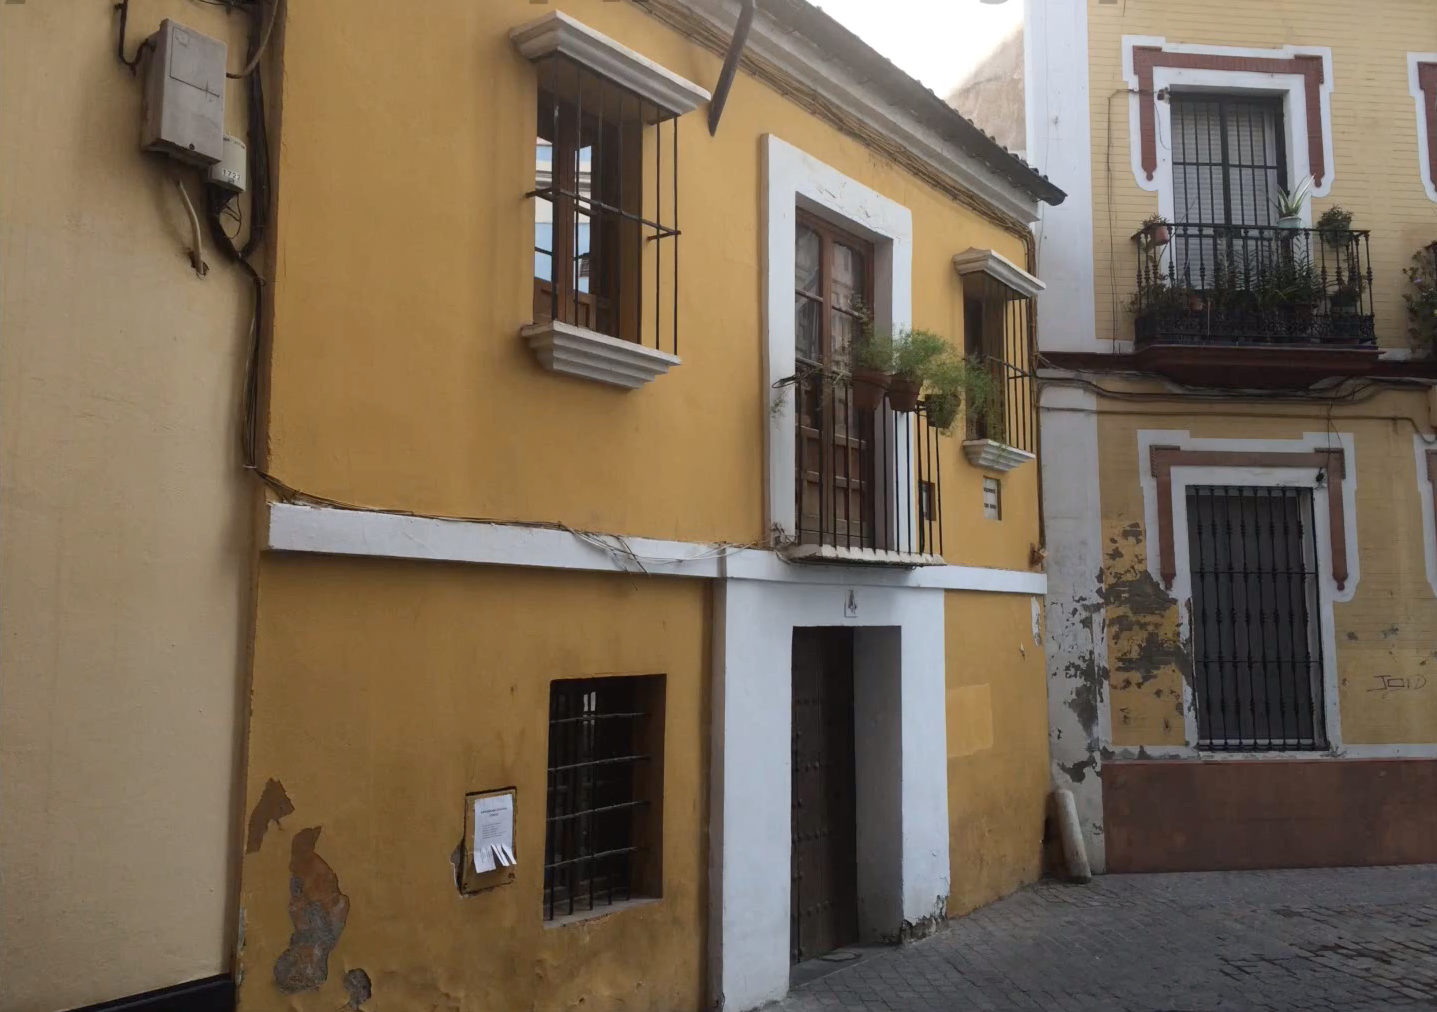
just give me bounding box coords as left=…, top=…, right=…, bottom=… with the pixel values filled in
left=1038, top=383, right=1109, bottom=872
left=762, top=135, right=916, bottom=548
left=521, top=320, right=680, bottom=389
left=780, top=544, right=945, bottom=568
left=509, top=10, right=710, bottom=117
left=664, top=0, right=1044, bottom=223
left=1109, top=744, right=1437, bottom=761
left=1121, top=38, right=1337, bottom=213
left=962, top=439, right=1036, bottom=473
left=1137, top=430, right=1358, bottom=752
left=952, top=248, right=1046, bottom=300
left=1024, top=0, right=1102, bottom=354
left=710, top=580, right=948, bottom=1011
left=1416, top=433, right=1437, bottom=599
left=1409, top=54, right=1437, bottom=203
left=264, top=502, right=1048, bottom=595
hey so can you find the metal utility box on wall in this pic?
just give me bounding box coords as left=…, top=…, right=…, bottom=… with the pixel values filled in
left=141, top=20, right=225, bottom=166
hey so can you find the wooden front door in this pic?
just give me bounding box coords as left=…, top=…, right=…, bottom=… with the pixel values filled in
left=790, top=627, right=858, bottom=964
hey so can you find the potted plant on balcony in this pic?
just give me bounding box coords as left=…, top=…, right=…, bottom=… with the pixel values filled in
left=1404, top=243, right=1437, bottom=355
left=1140, top=213, right=1172, bottom=248
left=882, top=328, right=949, bottom=412
left=1316, top=205, right=1354, bottom=247
left=1272, top=176, right=1313, bottom=229
left=1259, top=251, right=1321, bottom=335
left=850, top=333, right=893, bottom=411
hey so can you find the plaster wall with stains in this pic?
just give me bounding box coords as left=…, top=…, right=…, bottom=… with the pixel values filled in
left=237, top=558, right=709, bottom=1012
left=1093, top=389, right=1437, bottom=749
left=0, top=4, right=258, bottom=1011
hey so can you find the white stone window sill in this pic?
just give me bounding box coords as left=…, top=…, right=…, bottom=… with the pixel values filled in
left=962, top=439, right=1035, bottom=473
left=543, top=896, right=660, bottom=930
left=780, top=544, right=947, bottom=568
left=522, top=321, right=680, bottom=390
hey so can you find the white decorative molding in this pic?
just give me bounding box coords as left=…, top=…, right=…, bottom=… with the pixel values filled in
left=662, top=0, right=1045, bottom=223
left=962, top=439, right=1036, bottom=473
left=1136, top=430, right=1357, bottom=753
left=1121, top=37, right=1337, bottom=221
left=762, top=135, right=916, bottom=548
left=521, top=320, right=680, bottom=389
left=711, top=581, right=948, bottom=1011
left=953, top=248, right=1046, bottom=300
left=265, top=502, right=1048, bottom=595
left=1408, top=53, right=1437, bottom=203
left=1416, top=433, right=1437, bottom=599
left=510, top=11, right=711, bottom=117
left=780, top=544, right=945, bottom=568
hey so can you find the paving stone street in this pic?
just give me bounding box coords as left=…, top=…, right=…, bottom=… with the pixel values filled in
left=777, top=866, right=1437, bottom=1012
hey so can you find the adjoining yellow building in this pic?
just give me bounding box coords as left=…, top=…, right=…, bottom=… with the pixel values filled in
left=1028, top=0, right=1437, bottom=874
left=230, top=2, right=1067, bottom=1012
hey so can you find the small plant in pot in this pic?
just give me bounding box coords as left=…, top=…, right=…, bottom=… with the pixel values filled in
left=886, top=328, right=950, bottom=412
left=1404, top=243, right=1437, bottom=354
left=1272, top=176, right=1313, bottom=229
left=851, top=333, right=894, bottom=411
left=1316, top=205, right=1354, bottom=247
left=1141, top=213, right=1172, bottom=247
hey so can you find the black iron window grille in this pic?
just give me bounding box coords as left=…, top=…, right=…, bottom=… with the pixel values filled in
left=1187, top=486, right=1327, bottom=752
left=530, top=56, right=681, bottom=355
left=962, top=274, right=1037, bottom=456
left=1171, top=94, right=1285, bottom=230
left=543, top=675, right=663, bottom=921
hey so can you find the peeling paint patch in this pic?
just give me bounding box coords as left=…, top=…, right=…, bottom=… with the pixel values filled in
left=274, top=827, right=350, bottom=995
left=1381, top=626, right=1400, bottom=639
left=344, top=969, right=372, bottom=1008
left=1059, top=757, right=1096, bottom=783
left=246, top=779, right=295, bottom=854
left=897, top=895, right=949, bottom=943
left=1346, top=632, right=1360, bottom=641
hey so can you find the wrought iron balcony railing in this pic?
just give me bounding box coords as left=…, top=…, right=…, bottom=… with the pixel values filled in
left=792, top=372, right=943, bottom=562
left=1132, top=223, right=1376, bottom=348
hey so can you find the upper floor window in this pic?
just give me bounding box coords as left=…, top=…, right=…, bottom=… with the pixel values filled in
left=954, top=249, right=1043, bottom=460
left=511, top=12, right=709, bottom=386
left=1171, top=94, right=1286, bottom=228
left=795, top=212, right=876, bottom=548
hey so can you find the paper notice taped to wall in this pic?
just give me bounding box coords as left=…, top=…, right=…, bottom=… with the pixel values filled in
left=472, top=793, right=516, bottom=873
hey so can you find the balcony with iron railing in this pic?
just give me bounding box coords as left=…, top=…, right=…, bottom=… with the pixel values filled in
left=1130, top=222, right=1381, bottom=385
left=788, top=372, right=947, bottom=565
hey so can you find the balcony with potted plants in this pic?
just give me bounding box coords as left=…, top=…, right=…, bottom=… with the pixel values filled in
left=1127, top=191, right=1380, bottom=387
left=772, top=326, right=1033, bottom=565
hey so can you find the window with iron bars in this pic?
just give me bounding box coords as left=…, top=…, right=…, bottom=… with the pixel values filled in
left=1186, top=486, right=1328, bottom=751
left=543, top=675, right=664, bottom=921
left=531, top=56, right=681, bottom=356
left=961, top=273, right=1037, bottom=455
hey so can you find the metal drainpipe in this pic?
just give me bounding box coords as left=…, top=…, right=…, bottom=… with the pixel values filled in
left=707, top=0, right=757, bottom=136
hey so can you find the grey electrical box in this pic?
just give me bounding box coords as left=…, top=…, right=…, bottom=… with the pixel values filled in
left=141, top=20, right=225, bottom=166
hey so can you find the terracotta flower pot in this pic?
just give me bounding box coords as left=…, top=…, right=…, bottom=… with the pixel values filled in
left=851, top=367, right=889, bottom=411
left=1148, top=224, right=1170, bottom=246
left=887, top=374, right=922, bottom=412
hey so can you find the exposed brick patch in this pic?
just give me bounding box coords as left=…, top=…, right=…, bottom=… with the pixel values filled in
left=1131, top=46, right=1327, bottom=186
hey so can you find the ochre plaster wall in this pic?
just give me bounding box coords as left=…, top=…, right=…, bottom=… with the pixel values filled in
left=238, top=558, right=708, bottom=1012
left=944, top=590, right=1050, bottom=916
left=0, top=4, right=256, bottom=1009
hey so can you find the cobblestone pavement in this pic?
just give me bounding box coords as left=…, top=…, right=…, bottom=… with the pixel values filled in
left=776, top=866, right=1437, bottom=1012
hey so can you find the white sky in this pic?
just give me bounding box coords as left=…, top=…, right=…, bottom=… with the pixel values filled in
left=812, top=0, right=1023, bottom=99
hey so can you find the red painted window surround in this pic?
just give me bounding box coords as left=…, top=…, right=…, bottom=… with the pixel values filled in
left=1131, top=47, right=1327, bottom=187
left=1419, top=62, right=1437, bottom=189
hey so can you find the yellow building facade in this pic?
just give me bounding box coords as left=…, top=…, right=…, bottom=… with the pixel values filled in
left=0, top=3, right=259, bottom=1012
left=233, top=2, right=1064, bottom=1012
left=1029, top=0, right=1437, bottom=874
